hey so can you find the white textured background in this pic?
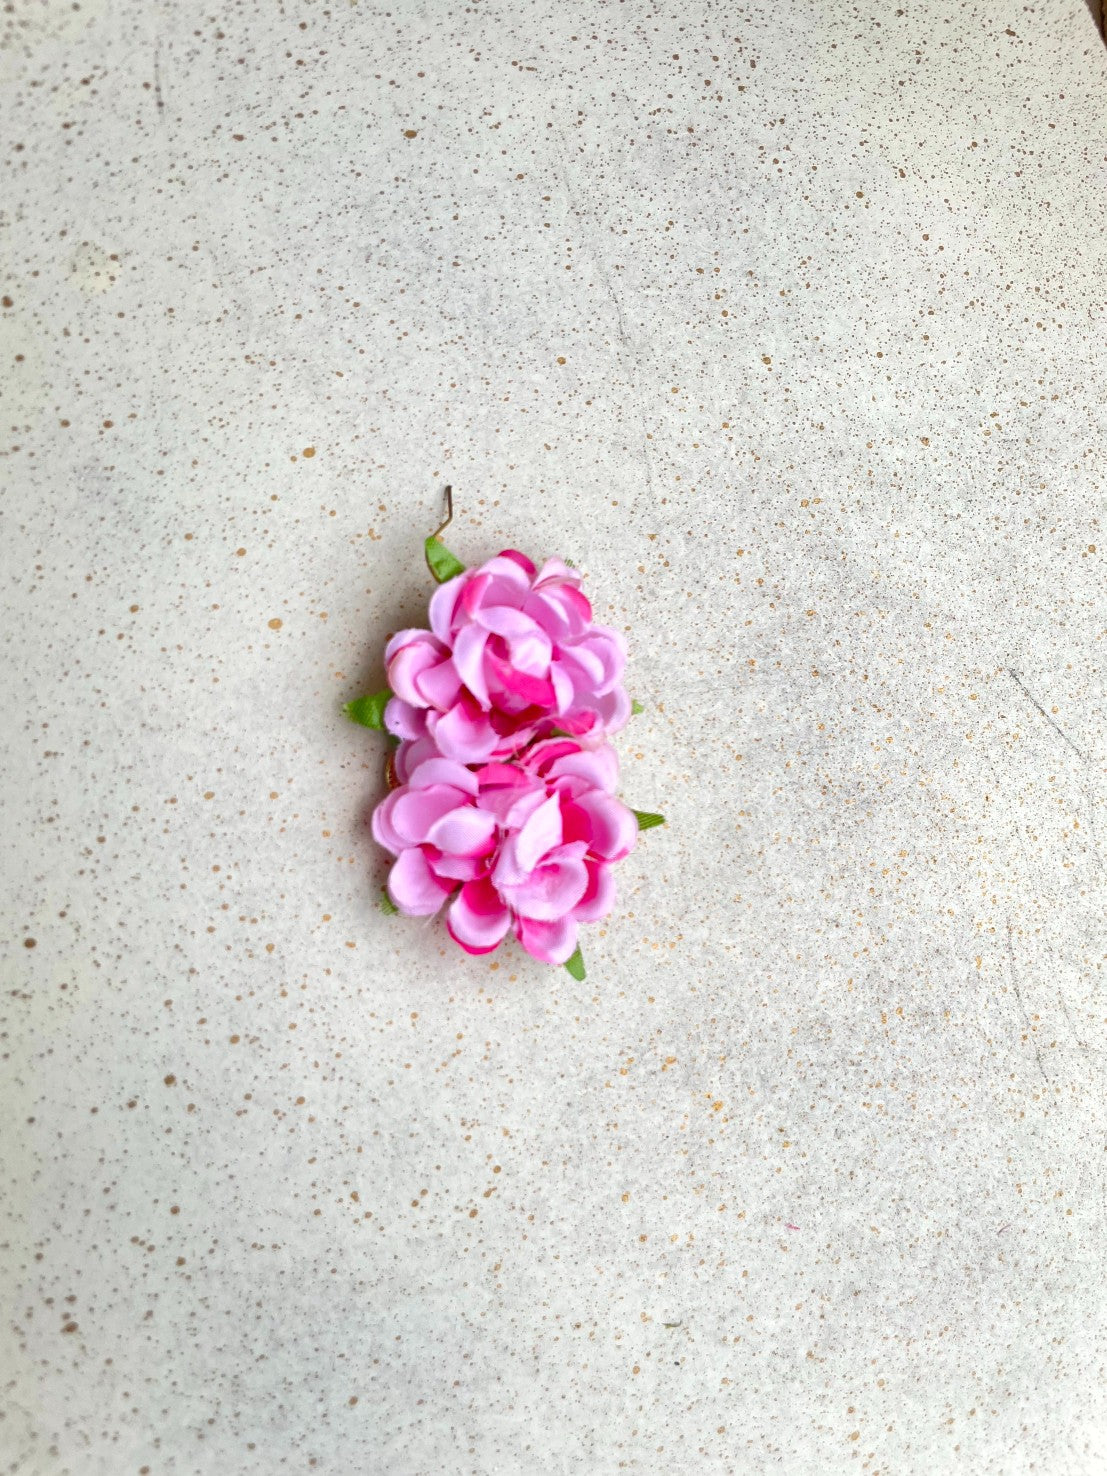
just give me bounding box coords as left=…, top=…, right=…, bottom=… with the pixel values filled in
left=2, top=2, right=1106, bottom=1473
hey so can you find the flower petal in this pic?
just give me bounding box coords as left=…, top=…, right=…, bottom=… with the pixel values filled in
left=370, top=791, right=406, bottom=855
left=532, top=557, right=582, bottom=591
left=406, top=757, right=480, bottom=795
left=391, top=736, right=438, bottom=784
left=429, top=698, right=500, bottom=762
left=383, top=696, right=428, bottom=742
left=573, top=791, right=638, bottom=861
left=453, top=624, right=491, bottom=708
left=498, top=548, right=537, bottom=578
left=426, top=805, right=497, bottom=858
left=514, top=792, right=563, bottom=872
left=430, top=849, right=486, bottom=883
left=593, top=683, right=631, bottom=735
left=415, top=658, right=463, bottom=711
left=387, top=847, right=455, bottom=915
left=388, top=639, right=442, bottom=707
left=547, top=744, right=620, bottom=794
left=447, top=877, right=512, bottom=954
left=502, top=842, right=588, bottom=921
left=573, top=858, right=616, bottom=922
left=384, top=627, right=446, bottom=665
left=514, top=913, right=579, bottom=966
left=428, top=571, right=470, bottom=643
left=392, top=784, right=469, bottom=844
left=475, top=606, right=552, bottom=673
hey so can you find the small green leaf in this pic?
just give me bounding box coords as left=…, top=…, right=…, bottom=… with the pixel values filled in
left=632, top=809, right=666, bottom=830
left=563, top=946, right=586, bottom=981
left=379, top=888, right=399, bottom=916
left=425, top=535, right=465, bottom=583
left=631, top=699, right=645, bottom=715
left=344, top=689, right=391, bottom=730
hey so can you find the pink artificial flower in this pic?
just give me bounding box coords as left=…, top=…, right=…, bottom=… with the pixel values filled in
left=371, top=737, right=637, bottom=965
left=383, top=551, right=630, bottom=763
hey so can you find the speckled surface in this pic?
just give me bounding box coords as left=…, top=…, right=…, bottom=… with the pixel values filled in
left=3, top=2, right=1106, bottom=1473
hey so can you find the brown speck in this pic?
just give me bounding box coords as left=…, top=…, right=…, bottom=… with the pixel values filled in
left=164, top=1074, right=177, bottom=1086
left=1, top=295, right=12, bottom=308
left=169, top=1205, right=180, bottom=1215
left=62, top=1321, right=79, bottom=1334
left=403, top=129, right=418, bottom=138
left=23, top=937, right=36, bottom=948
left=268, top=617, right=283, bottom=630
left=235, top=547, right=246, bottom=557
left=302, top=446, right=315, bottom=458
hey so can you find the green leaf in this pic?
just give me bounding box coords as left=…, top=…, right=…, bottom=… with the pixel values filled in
left=631, top=699, right=645, bottom=715
left=563, top=946, right=586, bottom=981
left=425, top=535, right=465, bottom=583
left=632, top=809, right=666, bottom=830
left=379, top=888, right=398, bottom=916
left=344, top=689, right=391, bottom=730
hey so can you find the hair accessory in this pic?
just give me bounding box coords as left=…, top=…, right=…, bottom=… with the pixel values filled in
left=345, top=490, right=665, bottom=979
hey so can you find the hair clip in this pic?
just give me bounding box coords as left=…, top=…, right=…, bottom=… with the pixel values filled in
left=345, top=489, right=664, bottom=980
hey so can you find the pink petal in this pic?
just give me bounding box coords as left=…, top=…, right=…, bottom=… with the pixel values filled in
left=383, top=696, right=428, bottom=742
left=593, top=684, right=631, bottom=735
left=514, top=792, right=564, bottom=872
left=387, top=847, right=455, bottom=915
left=453, top=624, right=491, bottom=708
left=388, top=640, right=442, bottom=707
left=485, top=652, right=557, bottom=708
left=447, top=877, right=512, bottom=954
left=428, top=571, right=470, bottom=643
left=384, top=627, right=446, bottom=665
left=392, top=784, right=470, bottom=844
left=522, top=737, right=582, bottom=773
left=416, top=658, right=463, bottom=711
left=488, top=720, right=540, bottom=759
left=406, top=757, right=480, bottom=795
left=430, top=849, right=487, bottom=883
left=550, top=663, right=575, bottom=712
left=498, top=549, right=537, bottom=578
left=458, top=571, right=493, bottom=619
left=547, top=744, right=620, bottom=794
left=476, top=772, right=540, bottom=826
left=370, top=791, right=406, bottom=855
left=391, top=736, right=439, bottom=784
left=514, top=914, right=579, bottom=966
left=532, top=557, right=582, bottom=590
left=477, top=554, right=533, bottom=593
left=426, top=805, right=497, bottom=858
left=557, top=643, right=607, bottom=690
left=573, top=858, right=616, bottom=922
left=475, top=606, right=552, bottom=672
left=503, top=844, right=589, bottom=921
left=574, top=792, right=638, bottom=861
left=429, top=698, right=500, bottom=763
left=477, top=760, right=530, bottom=789
left=522, top=589, right=580, bottom=641
left=575, top=626, right=627, bottom=690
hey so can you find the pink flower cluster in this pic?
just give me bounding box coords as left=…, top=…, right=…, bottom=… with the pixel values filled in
left=371, top=551, right=638, bottom=966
